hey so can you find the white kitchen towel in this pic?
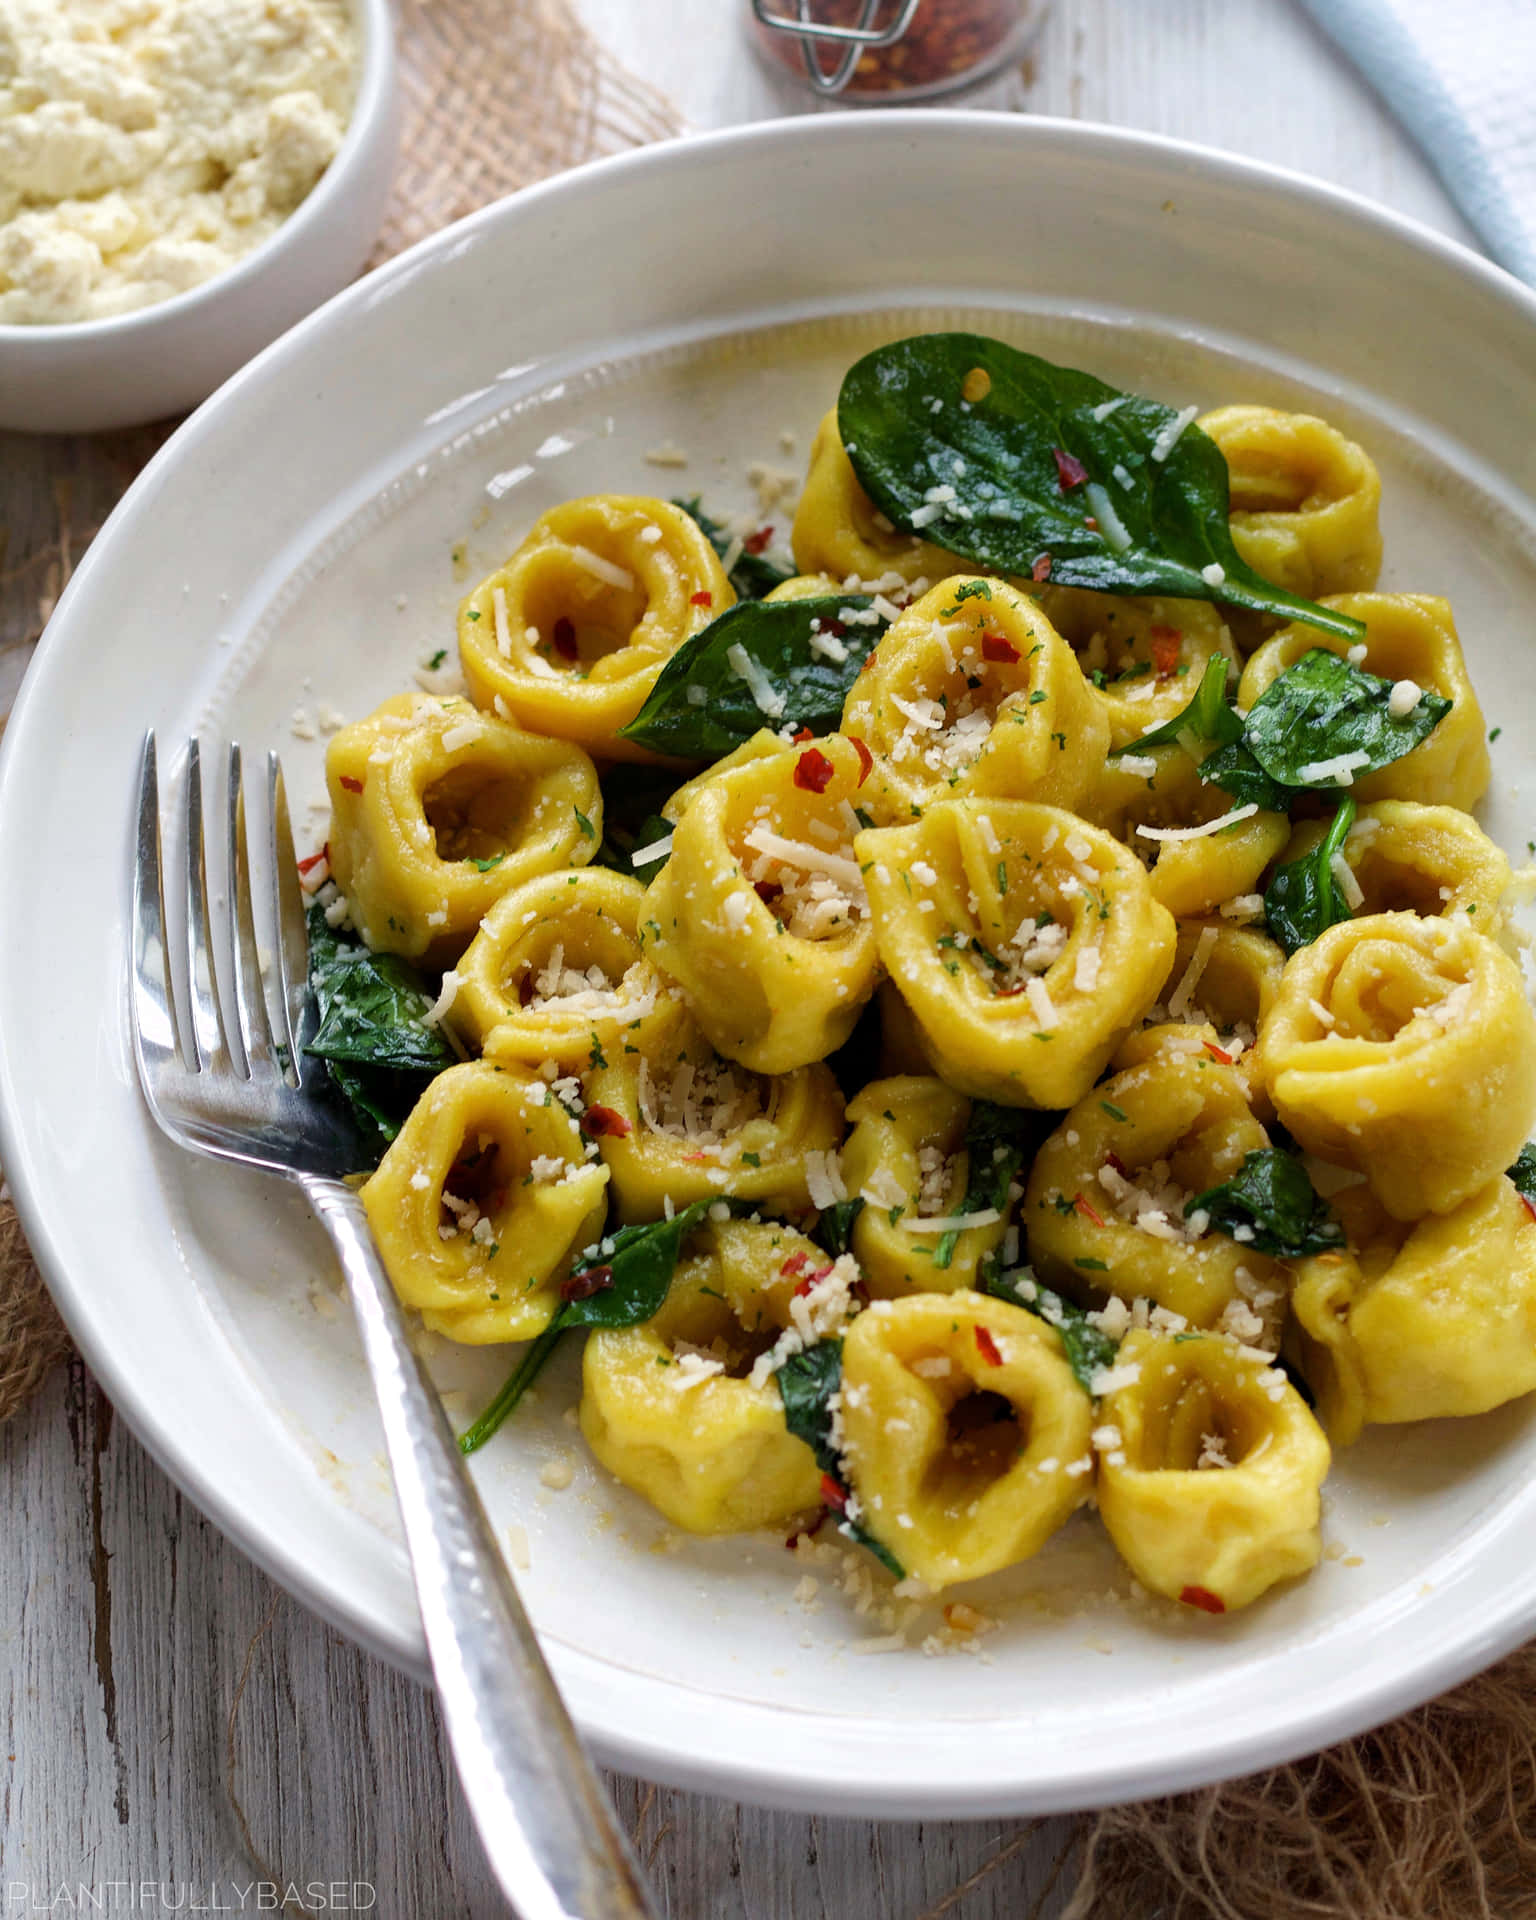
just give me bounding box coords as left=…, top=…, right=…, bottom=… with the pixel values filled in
left=1296, top=0, right=1536, bottom=283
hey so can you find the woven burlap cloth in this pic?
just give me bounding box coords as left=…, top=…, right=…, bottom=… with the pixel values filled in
left=3, top=9, right=1532, bottom=1915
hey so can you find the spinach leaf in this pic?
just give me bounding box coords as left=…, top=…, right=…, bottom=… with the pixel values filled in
left=1111, top=655, right=1242, bottom=757
left=1506, top=1145, right=1536, bottom=1204
left=837, top=334, right=1364, bottom=639
left=1263, top=796, right=1357, bottom=956
left=775, top=1341, right=905, bottom=1579
left=1187, top=1148, right=1346, bottom=1258
left=1243, top=650, right=1451, bottom=789
left=932, top=1102, right=1040, bottom=1270
left=304, top=904, right=455, bottom=1157
left=674, top=496, right=795, bottom=601
left=459, top=1199, right=720, bottom=1453
left=619, top=595, right=892, bottom=759
left=1196, top=740, right=1292, bottom=813
left=590, top=763, right=680, bottom=884
left=979, top=1260, right=1117, bottom=1395
left=812, top=1197, right=866, bottom=1259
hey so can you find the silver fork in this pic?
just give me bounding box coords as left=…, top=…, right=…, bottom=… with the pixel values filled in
left=130, top=732, right=659, bottom=1920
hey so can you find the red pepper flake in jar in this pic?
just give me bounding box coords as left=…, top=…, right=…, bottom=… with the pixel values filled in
left=1180, top=1584, right=1227, bottom=1614
left=981, top=631, right=1020, bottom=664
left=338, top=774, right=364, bottom=794
left=793, top=746, right=836, bottom=793
left=743, top=526, right=774, bottom=554
left=560, top=1264, right=614, bottom=1303
left=690, top=590, right=714, bottom=609
left=752, top=0, right=1036, bottom=100
left=1053, top=447, right=1088, bottom=492
left=974, top=1324, right=1003, bottom=1367
left=1148, top=624, right=1183, bottom=678
left=1031, top=553, right=1053, bottom=583
left=580, top=1104, right=632, bottom=1140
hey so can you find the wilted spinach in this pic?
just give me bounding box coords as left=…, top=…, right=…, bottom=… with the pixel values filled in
left=1262, top=796, right=1357, bottom=957
left=979, top=1260, right=1118, bottom=1395
left=674, top=496, right=795, bottom=601
left=1187, top=1148, right=1346, bottom=1258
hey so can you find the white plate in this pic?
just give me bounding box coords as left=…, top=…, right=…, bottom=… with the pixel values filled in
left=5, top=115, right=1536, bottom=1819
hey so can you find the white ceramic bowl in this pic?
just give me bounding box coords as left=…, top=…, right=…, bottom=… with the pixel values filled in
left=0, top=0, right=399, bottom=435
left=5, top=115, right=1536, bottom=1818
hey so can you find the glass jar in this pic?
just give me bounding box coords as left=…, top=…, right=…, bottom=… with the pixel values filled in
left=748, top=0, right=1041, bottom=102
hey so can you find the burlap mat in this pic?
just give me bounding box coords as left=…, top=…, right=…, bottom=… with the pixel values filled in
left=3, top=10, right=1533, bottom=1915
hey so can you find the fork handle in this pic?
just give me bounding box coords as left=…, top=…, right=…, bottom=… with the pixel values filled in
left=300, top=1174, right=660, bottom=1920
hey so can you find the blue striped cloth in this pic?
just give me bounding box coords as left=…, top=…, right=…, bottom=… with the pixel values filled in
left=1296, top=0, right=1536, bottom=284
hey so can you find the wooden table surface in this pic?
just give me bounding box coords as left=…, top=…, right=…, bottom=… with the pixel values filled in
left=0, top=3, right=1477, bottom=1915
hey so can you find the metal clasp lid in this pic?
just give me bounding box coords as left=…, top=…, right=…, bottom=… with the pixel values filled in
left=751, top=0, right=925, bottom=95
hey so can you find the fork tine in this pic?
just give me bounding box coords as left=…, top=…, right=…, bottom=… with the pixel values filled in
left=131, top=732, right=185, bottom=1075
left=182, top=739, right=231, bottom=1073
left=224, top=743, right=275, bottom=1079
left=267, top=751, right=310, bottom=1087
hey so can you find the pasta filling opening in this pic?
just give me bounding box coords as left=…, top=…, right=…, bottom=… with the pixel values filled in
left=883, top=623, right=1033, bottom=780
left=522, top=565, right=649, bottom=673
left=437, top=1134, right=511, bottom=1246
left=637, top=1052, right=773, bottom=1147
left=422, top=767, right=532, bottom=863
left=931, top=1389, right=1025, bottom=1506
left=737, top=813, right=867, bottom=940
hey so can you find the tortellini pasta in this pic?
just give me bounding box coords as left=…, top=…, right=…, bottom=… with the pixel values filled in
left=1272, top=800, right=1509, bottom=937
left=858, top=799, right=1176, bottom=1109
left=1197, top=404, right=1383, bottom=607
left=640, top=732, right=879, bottom=1073
left=580, top=1220, right=826, bottom=1532
left=1112, top=919, right=1283, bottom=1114
left=1238, top=595, right=1489, bottom=812
left=458, top=496, right=732, bottom=756
left=361, top=1061, right=609, bottom=1344
left=1255, top=913, right=1536, bottom=1219
left=1094, top=1329, right=1330, bottom=1611
left=1290, top=1177, right=1536, bottom=1446
left=839, top=1293, right=1094, bottom=1588
left=792, top=410, right=957, bottom=586
left=450, top=868, right=671, bottom=1073
left=1033, top=585, right=1239, bottom=748
left=581, top=999, right=844, bottom=1222
left=841, top=577, right=1108, bottom=822
left=840, top=1076, right=1012, bottom=1296
left=1024, top=1052, right=1289, bottom=1336
left=326, top=693, right=601, bottom=964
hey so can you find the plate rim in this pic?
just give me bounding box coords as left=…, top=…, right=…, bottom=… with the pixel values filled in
left=7, top=108, right=1536, bottom=1816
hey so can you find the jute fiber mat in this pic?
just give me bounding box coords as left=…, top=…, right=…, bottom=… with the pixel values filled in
left=3, top=7, right=1534, bottom=1914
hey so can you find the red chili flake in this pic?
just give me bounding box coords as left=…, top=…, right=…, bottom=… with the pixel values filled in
left=1105, top=1152, right=1128, bottom=1177
left=1053, top=447, right=1089, bottom=491
left=560, top=1265, right=614, bottom=1303
left=1084, top=516, right=1099, bottom=531
left=848, top=736, right=874, bottom=786
left=1522, top=1195, right=1536, bottom=1227
left=1073, top=1192, right=1107, bottom=1229
left=1204, top=1040, right=1235, bottom=1066
left=791, top=725, right=815, bottom=744
left=1032, top=553, right=1053, bottom=583
left=754, top=879, right=783, bottom=905
left=996, top=982, right=1030, bottom=998
left=690, top=590, right=714, bottom=608
left=580, top=1105, right=632, bottom=1140
left=552, top=616, right=578, bottom=661
left=863, top=648, right=880, bottom=673
left=974, top=1325, right=1004, bottom=1367
left=682, top=1151, right=711, bottom=1163
left=794, top=1269, right=833, bottom=1298
left=981, top=632, right=1020, bottom=664
left=1148, top=624, right=1183, bottom=678
left=338, top=775, right=364, bottom=794
left=1180, top=1585, right=1227, bottom=1615
left=743, top=526, right=774, bottom=555
left=296, top=849, right=328, bottom=876
left=793, top=746, right=836, bottom=794
left=781, top=1251, right=817, bottom=1279
left=820, top=1474, right=849, bottom=1515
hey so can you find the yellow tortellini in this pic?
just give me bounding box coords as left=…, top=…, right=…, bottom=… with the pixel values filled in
left=457, top=496, right=732, bottom=757
left=840, top=1076, right=1013, bottom=1296
left=1085, top=745, right=1291, bottom=920
left=1024, top=1053, right=1289, bottom=1335
left=640, top=732, right=879, bottom=1073
left=1255, top=913, right=1536, bottom=1220
left=580, top=1220, right=826, bottom=1533
left=839, top=1293, right=1094, bottom=1588
left=1273, top=800, right=1510, bottom=938
left=1290, top=1177, right=1536, bottom=1446
left=859, top=799, right=1176, bottom=1109
left=1033, top=585, right=1239, bottom=748
left=1197, top=404, right=1383, bottom=608
left=792, top=410, right=958, bottom=586
left=450, top=868, right=671, bottom=1073
left=1239, top=595, right=1490, bottom=812
left=361, top=1061, right=609, bottom=1344
left=325, top=693, right=601, bottom=964
left=840, top=576, right=1108, bottom=822
left=582, top=1000, right=844, bottom=1222
left=1094, top=1329, right=1330, bottom=1611
left=1112, top=919, right=1284, bottom=1114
